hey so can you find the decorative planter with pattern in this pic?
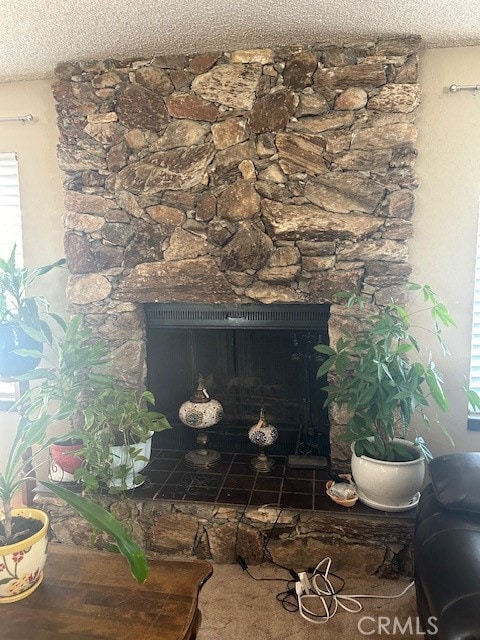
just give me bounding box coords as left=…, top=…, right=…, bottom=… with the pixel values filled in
left=0, top=508, right=49, bottom=603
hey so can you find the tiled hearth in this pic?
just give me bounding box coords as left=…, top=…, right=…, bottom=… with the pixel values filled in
left=134, top=448, right=416, bottom=521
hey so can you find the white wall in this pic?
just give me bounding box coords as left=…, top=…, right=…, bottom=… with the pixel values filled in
left=1, top=48, right=480, bottom=465
left=0, top=79, right=66, bottom=305
left=412, top=46, right=480, bottom=456
left=0, top=80, right=66, bottom=480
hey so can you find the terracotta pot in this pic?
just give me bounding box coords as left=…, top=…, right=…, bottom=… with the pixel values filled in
left=0, top=508, right=49, bottom=603
left=49, top=442, right=84, bottom=482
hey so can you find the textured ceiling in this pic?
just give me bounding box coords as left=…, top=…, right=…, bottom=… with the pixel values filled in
left=2, top=0, right=480, bottom=84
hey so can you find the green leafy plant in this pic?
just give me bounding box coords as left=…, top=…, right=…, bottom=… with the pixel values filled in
left=0, top=413, right=148, bottom=582
left=0, top=247, right=66, bottom=376
left=315, top=283, right=456, bottom=462
left=0, top=245, right=65, bottom=327
left=17, top=313, right=170, bottom=493
left=2, top=314, right=151, bottom=581
left=16, top=314, right=114, bottom=439
left=0, top=255, right=153, bottom=582
left=77, top=388, right=171, bottom=492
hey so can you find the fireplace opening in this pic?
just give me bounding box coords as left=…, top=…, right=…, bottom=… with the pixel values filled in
left=146, top=303, right=330, bottom=459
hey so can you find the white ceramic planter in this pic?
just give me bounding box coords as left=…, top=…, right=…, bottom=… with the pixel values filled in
left=108, top=433, right=153, bottom=490
left=351, top=438, right=425, bottom=512
left=0, top=508, right=49, bottom=603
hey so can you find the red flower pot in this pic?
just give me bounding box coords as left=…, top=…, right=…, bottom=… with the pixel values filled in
left=50, top=442, right=84, bottom=476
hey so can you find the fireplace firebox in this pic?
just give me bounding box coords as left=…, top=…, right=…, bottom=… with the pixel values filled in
left=146, top=303, right=330, bottom=459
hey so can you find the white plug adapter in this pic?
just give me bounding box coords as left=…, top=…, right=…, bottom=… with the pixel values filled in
left=298, top=571, right=312, bottom=594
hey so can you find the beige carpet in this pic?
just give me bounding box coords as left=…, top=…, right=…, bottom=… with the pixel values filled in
left=197, top=562, right=418, bottom=640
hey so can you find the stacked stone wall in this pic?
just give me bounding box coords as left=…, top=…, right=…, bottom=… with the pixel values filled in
left=37, top=495, right=414, bottom=576
left=53, top=36, right=421, bottom=460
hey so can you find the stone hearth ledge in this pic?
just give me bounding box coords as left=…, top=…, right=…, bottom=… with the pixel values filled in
left=35, top=494, right=414, bottom=577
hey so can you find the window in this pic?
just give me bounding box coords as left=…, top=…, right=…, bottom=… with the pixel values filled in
left=468, top=212, right=480, bottom=429
left=0, top=152, right=23, bottom=406
left=0, top=152, right=23, bottom=263
left=0, top=380, right=21, bottom=409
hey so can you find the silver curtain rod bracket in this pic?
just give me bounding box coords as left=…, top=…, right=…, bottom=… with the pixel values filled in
left=0, top=114, right=34, bottom=124
left=449, top=84, right=480, bottom=94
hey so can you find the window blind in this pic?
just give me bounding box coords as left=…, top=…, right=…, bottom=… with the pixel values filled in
left=0, top=152, right=23, bottom=402
left=469, top=221, right=480, bottom=417
left=0, top=152, right=23, bottom=264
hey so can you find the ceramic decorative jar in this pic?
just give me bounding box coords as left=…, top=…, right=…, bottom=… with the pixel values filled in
left=248, top=407, right=278, bottom=472
left=179, top=375, right=223, bottom=468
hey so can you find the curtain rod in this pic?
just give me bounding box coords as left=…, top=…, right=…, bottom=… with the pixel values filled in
left=0, top=114, right=34, bottom=124
left=449, top=84, right=480, bottom=93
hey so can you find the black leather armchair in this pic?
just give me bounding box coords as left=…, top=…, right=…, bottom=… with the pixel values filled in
left=415, top=452, right=480, bottom=639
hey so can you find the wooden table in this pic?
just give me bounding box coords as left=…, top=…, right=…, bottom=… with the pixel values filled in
left=1, top=544, right=212, bottom=640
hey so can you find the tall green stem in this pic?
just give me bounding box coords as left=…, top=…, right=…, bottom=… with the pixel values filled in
left=2, top=496, right=12, bottom=543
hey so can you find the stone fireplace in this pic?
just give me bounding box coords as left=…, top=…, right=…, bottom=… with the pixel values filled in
left=53, top=36, right=420, bottom=461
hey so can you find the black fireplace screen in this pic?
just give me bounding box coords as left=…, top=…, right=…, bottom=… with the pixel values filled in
left=146, top=303, right=330, bottom=456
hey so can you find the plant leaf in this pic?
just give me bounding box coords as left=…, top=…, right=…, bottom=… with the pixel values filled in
left=316, top=355, right=336, bottom=379
left=42, top=482, right=149, bottom=583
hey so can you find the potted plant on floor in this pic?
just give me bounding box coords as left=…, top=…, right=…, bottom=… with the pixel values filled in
left=0, top=409, right=148, bottom=603
left=314, top=283, right=457, bottom=512
left=0, top=246, right=65, bottom=377
left=78, top=387, right=171, bottom=493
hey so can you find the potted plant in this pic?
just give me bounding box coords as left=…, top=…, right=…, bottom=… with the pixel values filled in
left=16, top=314, right=114, bottom=483
left=0, top=245, right=65, bottom=377
left=78, top=387, right=171, bottom=492
left=0, top=410, right=148, bottom=603
left=314, top=283, right=456, bottom=511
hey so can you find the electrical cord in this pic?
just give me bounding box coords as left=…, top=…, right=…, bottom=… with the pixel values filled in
left=262, top=506, right=300, bottom=575
left=234, top=500, right=294, bottom=577
left=236, top=556, right=301, bottom=612
left=235, top=501, right=304, bottom=611
left=236, top=554, right=294, bottom=583
left=295, top=557, right=415, bottom=625
left=233, top=494, right=414, bottom=623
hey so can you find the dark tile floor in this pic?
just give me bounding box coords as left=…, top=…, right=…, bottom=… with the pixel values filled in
left=134, top=449, right=416, bottom=519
